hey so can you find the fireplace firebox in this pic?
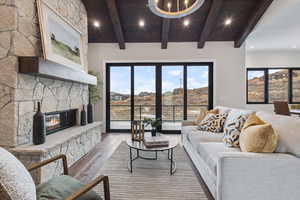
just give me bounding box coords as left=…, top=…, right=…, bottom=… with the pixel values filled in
left=45, top=109, right=77, bottom=135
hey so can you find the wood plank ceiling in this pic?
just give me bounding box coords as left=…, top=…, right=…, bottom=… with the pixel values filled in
left=84, top=0, right=273, bottom=49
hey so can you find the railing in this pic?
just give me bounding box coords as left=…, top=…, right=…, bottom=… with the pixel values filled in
left=110, top=104, right=208, bottom=122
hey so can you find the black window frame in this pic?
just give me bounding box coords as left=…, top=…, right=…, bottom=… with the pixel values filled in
left=246, top=68, right=300, bottom=104
left=291, top=69, right=300, bottom=104
left=106, top=62, right=214, bottom=133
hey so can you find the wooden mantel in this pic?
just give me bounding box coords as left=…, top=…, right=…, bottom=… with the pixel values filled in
left=18, top=57, right=97, bottom=85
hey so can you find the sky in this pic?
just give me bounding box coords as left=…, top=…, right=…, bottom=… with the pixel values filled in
left=247, top=69, right=283, bottom=80
left=110, top=66, right=209, bottom=94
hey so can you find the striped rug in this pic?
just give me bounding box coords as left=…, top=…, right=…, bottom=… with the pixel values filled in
left=95, top=141, right=208, bottom=200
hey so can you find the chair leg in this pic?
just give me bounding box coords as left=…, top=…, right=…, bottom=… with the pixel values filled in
left=103, top=176, right=110, bottom=200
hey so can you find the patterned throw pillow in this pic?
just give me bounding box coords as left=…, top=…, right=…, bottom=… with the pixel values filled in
left=223, top=115, right=249, bottom=147
left=194, top=109, right=219, bottom=125
left=197, top=112, right=228, bottom=133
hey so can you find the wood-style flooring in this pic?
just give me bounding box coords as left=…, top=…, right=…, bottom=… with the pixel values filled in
left=69, top=133, right=214, bottom=200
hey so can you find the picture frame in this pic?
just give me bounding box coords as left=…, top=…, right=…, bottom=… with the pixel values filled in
left=36, top=0, right=85, bottom=71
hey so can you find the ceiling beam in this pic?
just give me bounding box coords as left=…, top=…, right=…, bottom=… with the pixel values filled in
left=161, top=0, right=170, bottom=49
left=234, top=0, right=273, bottom=48
left=198, top=0, right=223, bottom=49
left=104, top=0, right=126, bottom=49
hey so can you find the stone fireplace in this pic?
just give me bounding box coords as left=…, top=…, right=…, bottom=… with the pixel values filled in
left=0, top=0, right=102, bottom=184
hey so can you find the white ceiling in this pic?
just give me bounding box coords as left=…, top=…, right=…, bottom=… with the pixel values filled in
left=246, top=0, right=300, bottom=51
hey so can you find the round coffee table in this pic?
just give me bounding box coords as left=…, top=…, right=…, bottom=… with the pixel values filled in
left=126, top=135, right=178, bottom=175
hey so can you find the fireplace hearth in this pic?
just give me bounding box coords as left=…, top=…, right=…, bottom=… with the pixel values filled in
left=45, top=109, right=77, bottom=135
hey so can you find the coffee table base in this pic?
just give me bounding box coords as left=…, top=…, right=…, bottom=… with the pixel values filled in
left=128, top=147, right=176, bottom=175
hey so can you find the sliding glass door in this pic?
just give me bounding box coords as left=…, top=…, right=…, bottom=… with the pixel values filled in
left=134, top=65, right=156, bottom=130
left=106, top=62, right=213, bottom=133
left=161, top=65, right=184, bottom=130
left=109, top=66, right=131, bottom=130
left=187, top=65, right=210, bottom=121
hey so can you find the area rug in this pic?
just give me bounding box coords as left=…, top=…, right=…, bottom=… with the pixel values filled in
left=94, top=141, right=208, bottom=200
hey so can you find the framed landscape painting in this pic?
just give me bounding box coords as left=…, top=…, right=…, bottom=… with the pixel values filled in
left=37, top=0, right=84, bottom=70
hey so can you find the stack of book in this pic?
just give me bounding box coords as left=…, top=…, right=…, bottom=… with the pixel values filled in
left=144, top=133, right=169, bottom=147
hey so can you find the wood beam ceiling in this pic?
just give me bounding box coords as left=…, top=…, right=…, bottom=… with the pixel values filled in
left=104, top=0, right=126, bottom=49
left=198, top=0, right=223, bottom=48
left=161, top=0, right=170, bottom=49
left=234, top=0, right=274, bottom=48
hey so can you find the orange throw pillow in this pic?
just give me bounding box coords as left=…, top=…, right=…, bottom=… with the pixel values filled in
left=239, top=114, right=278, bottom=153
left=194, top=109, right=219, bottom=125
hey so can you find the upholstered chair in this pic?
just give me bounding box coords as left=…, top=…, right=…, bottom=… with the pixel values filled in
left=0, top=147, right=110, bottom=200
left=273, top=101, right=291, bottom=116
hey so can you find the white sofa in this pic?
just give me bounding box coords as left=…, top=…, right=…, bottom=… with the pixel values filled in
left=182, top=106, right=300, bottom=200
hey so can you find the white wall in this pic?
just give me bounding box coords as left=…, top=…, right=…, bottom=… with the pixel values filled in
left=246, top=50, right=300, bottom=68
left=246, top=50, right=300, bottom=112
left=88, top=42, right=246, bottom=130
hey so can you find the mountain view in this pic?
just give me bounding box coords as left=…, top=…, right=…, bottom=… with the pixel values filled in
left=110, top=87, right=208, bottom=121
left=248, top=69, right=300, bottom=103
left=109, top=66, right=209, bottom=121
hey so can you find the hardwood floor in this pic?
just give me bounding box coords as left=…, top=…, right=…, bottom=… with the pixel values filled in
left=69, top=133, right=129, bottom=183
left=69, top=132, right=214, bottom=200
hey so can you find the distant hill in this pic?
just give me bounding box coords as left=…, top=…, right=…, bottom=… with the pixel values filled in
left=248, top=69, right=300, bottom=102
left=111, top=87, right=209, bottom=106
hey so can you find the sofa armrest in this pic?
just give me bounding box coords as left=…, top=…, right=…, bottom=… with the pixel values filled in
left=217, top=152, right=300, bottom=200
left=182, top=120, right=195, bottom=126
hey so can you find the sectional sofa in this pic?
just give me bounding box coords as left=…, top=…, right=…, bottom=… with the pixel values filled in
left=182, top=106, right=300, bottom=200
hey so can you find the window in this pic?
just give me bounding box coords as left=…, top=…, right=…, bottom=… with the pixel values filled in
left=106, top=62, right=213, bottom=133
left=247, top=68, right=300, bottom=104
left=247, top=70, right=266, bottom=103
left=268, top=69, right=289, bottom=103
left=292, top=69, right=300, bottom=103
left=187, top=66, right=209, bottom=120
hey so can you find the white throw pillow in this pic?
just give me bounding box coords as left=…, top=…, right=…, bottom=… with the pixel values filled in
left=0, top=147, right=36, bottom=200
left=223, top=115, right=249, bottom=147
left=223, top=108, right=254, bottom=131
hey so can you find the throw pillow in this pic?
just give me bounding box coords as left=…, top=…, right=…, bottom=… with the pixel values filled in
left=242, top=113, right=265, bottom=130
left=239, top=114, right=278, bottom=153
left=223, top=115, right=249, bottom=147
left=0, top=147, right=36, bottom=200
left=223, top=109, right=254, bottom=132
left=197, top=112, right=228, bottom=133
left=194, top=109, right=219, bottom=125
left=36, top=175, right=101, bottom=200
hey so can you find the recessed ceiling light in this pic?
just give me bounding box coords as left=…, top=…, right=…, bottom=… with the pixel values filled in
left=183, top=19, right=190, bottom=27
left=93, top=21, right=100, bottom=28
left=225, top=18, right=232, bottom=26
left=250, top=46, right=255, bottom=49
left=139, top=20, right=145, bottom=27
left=292, top=45, right=297, bottom=49
left=167, top=2, right=171, bottom=8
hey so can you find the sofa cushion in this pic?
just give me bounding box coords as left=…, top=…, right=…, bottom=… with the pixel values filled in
left=256, top=111, right=300, bottom=157
left=0, top=147, right=36, bottom=200
left=198, top=112, right=228, bottom=133
left=197, top=143, right=240, bottom=176
left=224, top=108, right=254, bottom=130
left=187, top=131, right=223, bottom=149
left=36, top=175, right=101, bottom=200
